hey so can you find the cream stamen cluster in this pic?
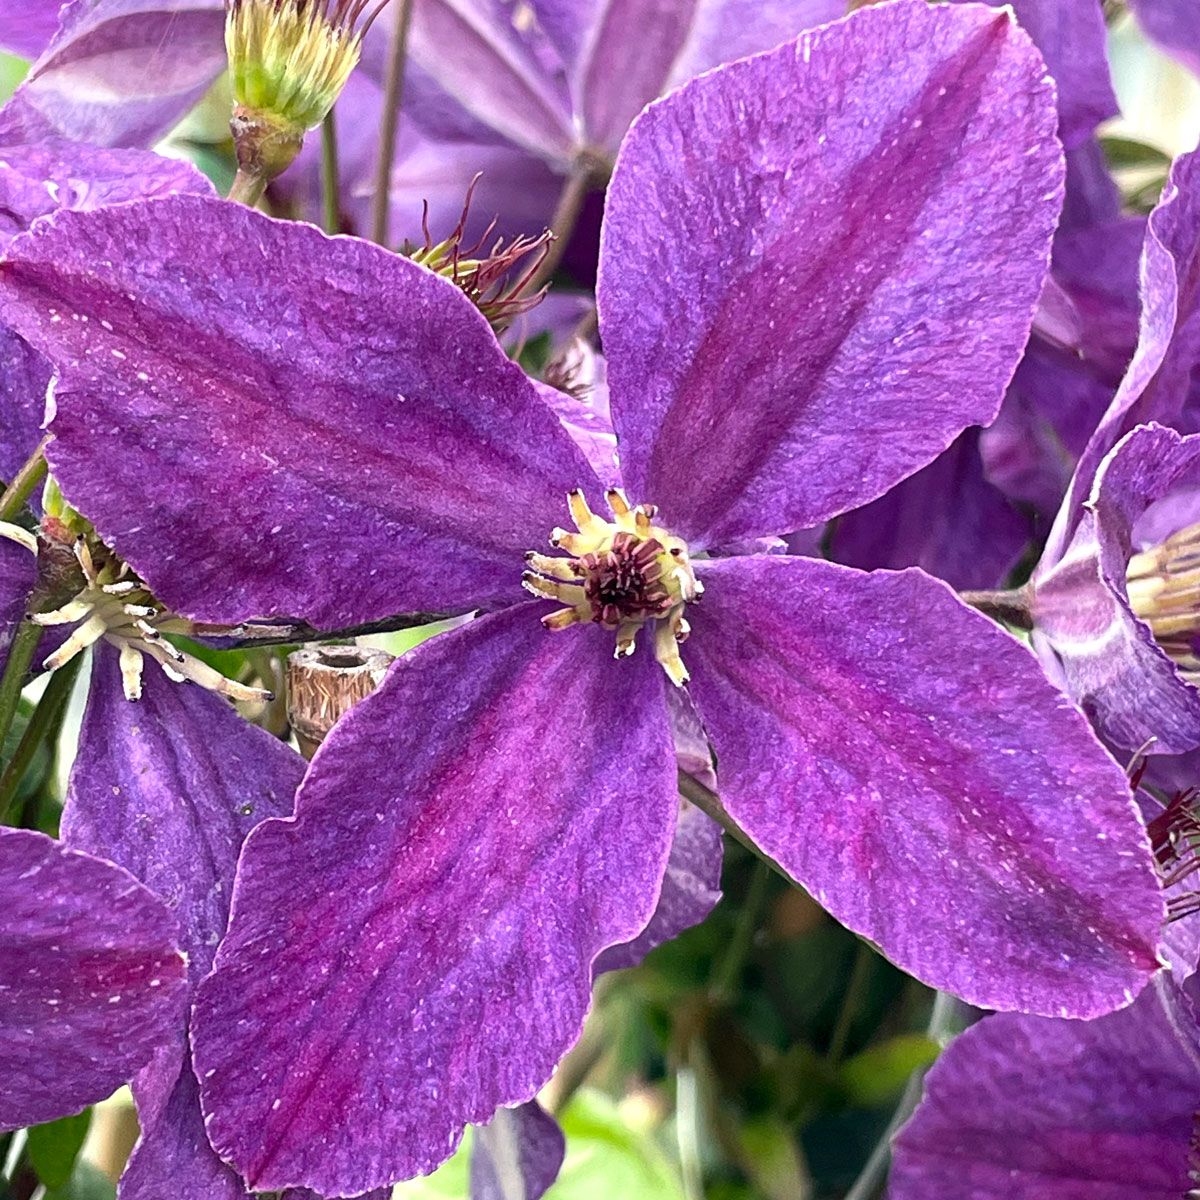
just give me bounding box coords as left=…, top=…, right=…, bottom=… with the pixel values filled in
left=523, top=488, right=701, bottom=685
left=1126, top=519, right=1200, bottom=685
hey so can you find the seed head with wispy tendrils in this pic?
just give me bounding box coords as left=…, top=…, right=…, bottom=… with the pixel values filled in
left=406, top=174, right=553, bottom=331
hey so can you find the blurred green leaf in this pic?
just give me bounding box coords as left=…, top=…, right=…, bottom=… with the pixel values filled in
left=27, top=1110, right=92, bottom=1189
left=837, top=1034, right=939, bottom=1108
left=554, top=1090, right=684, bottom=1200
left=1101, top=135, right=1173, bottom=169
left=393, top=1090, right=684, bottom=1200
left=0, top=54, right=28, bottom=104
left=44, top=1160, right=115, bottom=1200
left=732, top=1116, right=810, bottom=1200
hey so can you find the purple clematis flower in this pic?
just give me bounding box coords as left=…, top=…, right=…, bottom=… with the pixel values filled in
left=1025, top=146, right=1200, bottom=757
left=0, top=3, right=1169, bottom=1191
left=1128, top=0, right=1200, bottom=79
left=0, top=825, right=187, bottom=1131
left=890, top=974, right=1200, bottom=1199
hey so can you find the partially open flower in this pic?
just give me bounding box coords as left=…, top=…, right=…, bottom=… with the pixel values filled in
left=225, top=0, right=386, bottom=187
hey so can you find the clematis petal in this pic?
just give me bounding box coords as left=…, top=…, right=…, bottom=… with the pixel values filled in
left=531, top=0, right=842, bottom=151
left=1044, top=145, right=1200, bottom=565
left=891, top=981, right=1200, bottom=1198
left=1128, top=0, right=1200, bottom=78
left=685, top=555, right=1163, bottom=1017
left=830, top=429, right=1030, bottom=591
left=471, top=1102, right=566, bottom=1200
left=947, top=0, right=1117, bottom=148
left=1031, top=424, right=1200, bottom=754
left=0, top=825, right=186, bottom=1130
left=362, top=0, right=574, bottom=162
left=0, top=328, right=50, bottom=492
left=0, top=195, right=599, bottom=628
left=0, top=0, right=64, bottom=59
left=596, top=798, right=723, bottom=974
left=599, top=0, right=1062, bottom=547
left=66, top=645, right=304, bottom=1200
left=0, top=534, right=34, bottom=669
left=0, top=0, right=227, bottom=149
left=192, top=604, right=679, bottom=1194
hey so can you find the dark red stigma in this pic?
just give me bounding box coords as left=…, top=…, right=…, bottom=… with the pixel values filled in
left=579, top=532, right=673, bottom=628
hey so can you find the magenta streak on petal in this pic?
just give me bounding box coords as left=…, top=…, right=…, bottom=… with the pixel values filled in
left=600, top=1, right=1061, bottom=548
left=686, top=555, right=1163, bottom=1017
left=193, top=605, right=678, bottom=1194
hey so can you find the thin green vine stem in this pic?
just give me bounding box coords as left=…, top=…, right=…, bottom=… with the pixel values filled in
left=0, top=438, right=48, bottom=523
left=0, top=623, right=42, bottom=772
left=0, top=655, right=83, bottom=826
left=321, top=109, right=340, bottom=234
left=708, top=858, right=772, bottom=1004
left=827, top=939, right=875, bottom=1065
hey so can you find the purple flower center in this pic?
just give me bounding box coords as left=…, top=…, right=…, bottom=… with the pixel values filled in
left=523, top=488, right=701, bottom=684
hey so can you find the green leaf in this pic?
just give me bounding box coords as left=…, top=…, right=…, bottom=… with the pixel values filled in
left=44, top=1160, right=116, bottom=1200
left=392, top=1090, right=685, bottom=1200
left=837, top=1034, right=940, bottom=1107
left=732, top=1116, right=810, bottom=1200
left=1101, top=135, right=1173, bottom=169
left=27, top=1110, right=92, bottom=1190
left=0, top=54, right=28, bottom=105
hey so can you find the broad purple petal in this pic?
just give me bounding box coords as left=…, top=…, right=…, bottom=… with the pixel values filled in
left=891, top=981, right=1200, bottom=1198
left=1031, top=424, right=1200, bottom=754
left=0, top=195, right=599, bottom=628
left=830, top=429, right=1030, bottom=591
left=0, top=536, right=34, bottom=666
left=1044, top=145, right=1200, bottom=565
left=0, top=140, right=213, bottom=250
left=1128, top=0, right=1200, bottom=78
left=596, top=798, right=723, bottom=974
left=193, top=605, right=678, bottom=1194
left=0, top=329, right=50, bottom=490
left=66, top=645, right=304, bottom=1200
left=534, top=346, right=621, bottom=490
left=685, top=555, right=1163, bottom=1016
left=0, top=0, right=226, bottom=149
left=471, top=1102, right=565, bottom=1200
left=0, top=0, right=64, bottom=59
left=363, top=0, right=574, bottom=161
left=0, top=826, right=186, bottom=1130
left=600, top=0, right=1063, bottom=547
left=948, top=0, right=1117, bottom=148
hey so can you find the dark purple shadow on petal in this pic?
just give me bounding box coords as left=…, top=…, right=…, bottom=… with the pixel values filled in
left=0, top=535, right=35, bottom=678
left=193, top=605, right=678, bottom=1194
left=891, top=979, right=1200, bottom=1199
left=685, top=555, right=1163, bottom=1017
left=0, top=328, right=50, bottom=500
left=831, top=429, right=1031, bottom=590
left=599, top=0, right=1062, bottom=547
left=66, top=646, right=304, bottom=1200
left=0, top=826, right=186, bottom=1131
left=470, top=1101, right=565, bottom=1200
left=0, top=0, right=227, bottom=149
left=0, top=195, right=600, bottom=628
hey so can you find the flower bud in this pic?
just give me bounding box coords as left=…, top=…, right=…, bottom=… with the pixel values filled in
left=225, top=0, right=384, bottom=186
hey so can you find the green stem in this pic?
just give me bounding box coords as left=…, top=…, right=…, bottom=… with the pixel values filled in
left=320, top=109, right=340, bottom=234
left=708, top=858, right=771, bottom=1003
left=228, top=166, right=268, bottom=208
left=0, top=654, right=81, bottom=826
left=0, top=438, right=48, bottom=522
left=842, top=992, right=962, bottom=1200
left=827, top=940, right=874, bottom=1065
left=0, top=623, right=42, bottom=771
left=370, top=0, right=415, bottom=246
left=959, top=586, right=1033, bottom=631
left=526, top=159, right=595, bottom=293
